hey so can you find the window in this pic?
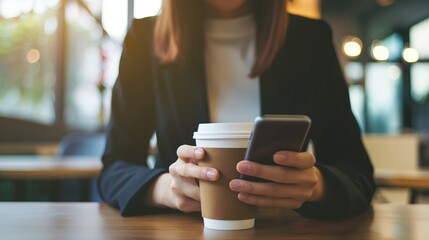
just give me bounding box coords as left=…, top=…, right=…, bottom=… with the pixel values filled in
left=410, top=17, right=429, bottom=132
left=65, top=1, right=104, bottom=130
left=382, top=33, right=403, bottom=61
left=411, top=63, right=429, bottom=103
left=410, top=17, right=429, bottom=104
left=366, top=63, right=403, bottom=133
left=349, top=85, right=365, bottom=131
left=410, top=17, right=429, bottom=59
left=0, top=0, right=59, bottom=124
left=346, top=18, right=429, bottom=134
left=0, top=0, right=161, bottom=142
left=344, top=62, right=365, bottom=131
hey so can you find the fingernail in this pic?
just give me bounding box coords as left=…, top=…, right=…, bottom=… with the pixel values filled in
left=230, top=180, right=242, bottom=191
left=238, top=163, right=250, bottom=173
left=274, top=153, right=287, bottom=163
left=194, top=149, right=204, bottom=159
left=206, top=169, right=217, bottom=180
left=238, top=193, right=249, bottom=201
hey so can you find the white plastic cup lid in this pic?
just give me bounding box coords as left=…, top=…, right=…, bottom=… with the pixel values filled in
left=193, top=123, right=253, bottom=140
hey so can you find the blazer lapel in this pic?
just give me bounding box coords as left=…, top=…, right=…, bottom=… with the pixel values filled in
left=162, top=55, right=210, bottom=144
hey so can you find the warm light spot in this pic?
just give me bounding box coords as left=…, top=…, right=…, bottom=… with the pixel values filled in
left=372, top=45, right=389, bottom=61
left=402, top=47, right=419, bottom=63
left=27, top=49, right=41, bottom=63
left=342, top=36, right=363, bottom=58
left=377, top=0, right=395, bottom=7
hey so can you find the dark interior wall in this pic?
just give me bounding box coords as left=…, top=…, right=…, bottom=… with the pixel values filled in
left=362, top=0, right=429, bottom=43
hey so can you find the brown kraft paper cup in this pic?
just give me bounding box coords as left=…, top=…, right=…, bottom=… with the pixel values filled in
left=194, top=123, right=256, bottom=230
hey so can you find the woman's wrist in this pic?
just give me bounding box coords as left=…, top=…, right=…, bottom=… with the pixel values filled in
left=143, top=173, right=172, bottom=208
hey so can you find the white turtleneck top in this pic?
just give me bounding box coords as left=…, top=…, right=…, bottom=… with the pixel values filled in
left=204, top=14, right=260, bottom=123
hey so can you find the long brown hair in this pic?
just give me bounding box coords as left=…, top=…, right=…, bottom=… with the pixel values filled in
left=154, top=0, right=288, bottom=78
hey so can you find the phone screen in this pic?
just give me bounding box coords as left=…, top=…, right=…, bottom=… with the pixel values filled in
left=240, top=115, right=311, bottom=181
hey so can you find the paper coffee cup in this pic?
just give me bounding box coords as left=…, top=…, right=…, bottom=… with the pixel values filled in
left=194, top=123, right=256, bottom=230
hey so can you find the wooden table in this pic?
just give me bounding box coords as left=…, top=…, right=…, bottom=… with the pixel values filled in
left=375, top=169, right=429, bottom=203
left=0, top=155, right=102, bottom=201
left=0, top=155, right=102, bottom=179
left=375, top=169, right=429, bottom=189
left=1, top=202, right=429, bottom=240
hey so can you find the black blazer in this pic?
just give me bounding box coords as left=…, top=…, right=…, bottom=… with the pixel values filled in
left=99, top=14, right=375, bottom=219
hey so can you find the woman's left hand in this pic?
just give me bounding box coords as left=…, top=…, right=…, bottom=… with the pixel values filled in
left=229, top=151, right=325, bottom=209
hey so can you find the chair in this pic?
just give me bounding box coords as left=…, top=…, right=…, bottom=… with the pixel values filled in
left=363, top=133, right=419, bottom=204
left=57, top=132, right=106, bottom=157
left=56, top=132, right=105, bottom=202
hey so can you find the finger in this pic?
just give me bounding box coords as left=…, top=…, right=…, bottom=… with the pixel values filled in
left=171, top=162, right=218, bottom=181
left=176, top=198, right=201, bottom=213
left=176, top=145, right=205, bottom=163
left=229, top=180, right=313, bottom=199
left=237, top=193, right=304, bottom=209
left=236, top=161, right=317, bottom=184
left=175, top=179, right=201, bottom=201
left=236, top=160, right=296, bottom=183
left=273, top=151, right=315, bottom=169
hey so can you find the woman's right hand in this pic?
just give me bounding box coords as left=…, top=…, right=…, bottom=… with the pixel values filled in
left=144, top=145, right=219, bottom=212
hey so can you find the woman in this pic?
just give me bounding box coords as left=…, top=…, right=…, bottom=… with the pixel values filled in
left=98, top=0, right=375, bottom=219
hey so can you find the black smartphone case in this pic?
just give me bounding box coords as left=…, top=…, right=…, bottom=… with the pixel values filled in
left=240, top=115, right=311, bottom=182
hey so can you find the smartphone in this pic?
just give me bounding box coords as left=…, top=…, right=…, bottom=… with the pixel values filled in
left=240, top=115, right=311, bottom=182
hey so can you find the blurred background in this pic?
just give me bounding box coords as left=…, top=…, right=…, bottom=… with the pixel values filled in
left=0, top=0, right=428, bottom=202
